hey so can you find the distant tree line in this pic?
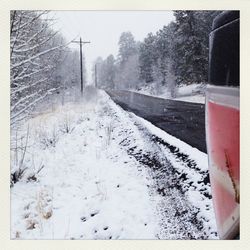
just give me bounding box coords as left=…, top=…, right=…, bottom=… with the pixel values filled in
left=10, top=10, right=85, bottom=125
left=93, top=10, right=221, bottom=95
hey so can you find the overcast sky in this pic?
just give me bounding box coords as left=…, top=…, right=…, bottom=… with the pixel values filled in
left=52, top=11, right=175, bottom=83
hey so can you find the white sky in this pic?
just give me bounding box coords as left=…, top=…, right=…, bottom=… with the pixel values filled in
left=52, top=11, right=174, bottom=83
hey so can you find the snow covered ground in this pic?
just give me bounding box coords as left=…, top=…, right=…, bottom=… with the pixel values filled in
left=135, top=83, right=206, bottom=104
left=10, top=87, right=217, bottom=240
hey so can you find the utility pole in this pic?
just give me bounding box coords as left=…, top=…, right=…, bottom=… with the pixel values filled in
left=71, top=37, right=90, bottom=94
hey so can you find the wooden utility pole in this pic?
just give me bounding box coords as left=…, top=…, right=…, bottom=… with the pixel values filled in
left=71, top=37, right=90, bottom=94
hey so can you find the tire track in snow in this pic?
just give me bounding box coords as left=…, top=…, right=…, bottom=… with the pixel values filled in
left=107, top=96, right=218, bottom=239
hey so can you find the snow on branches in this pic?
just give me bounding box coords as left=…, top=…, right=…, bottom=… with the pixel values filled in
left=10, top=11, right=67, bottom=125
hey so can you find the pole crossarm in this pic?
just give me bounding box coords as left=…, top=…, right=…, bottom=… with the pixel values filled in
left=72, top=41, right=91, bottom=44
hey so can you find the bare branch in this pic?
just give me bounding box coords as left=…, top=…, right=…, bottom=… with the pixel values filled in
left=10, top=10, right=17, bottom=35
left=10, top=12, right=23, bottom=57
left=11, top=85, right=46, bottom=112
left=11, top=88, right=57, bottom=123
left=19, top=124, right=29, bottom=169
left=11, top=45, right=63, bottom=69
left=13, top=30, right=60, bottom=54
left=12, top=67, right=48, bottom=82
left=11, top=11, right=48, bottom=34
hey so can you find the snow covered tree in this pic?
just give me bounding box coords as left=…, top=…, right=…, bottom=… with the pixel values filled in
left=118, top=31, right=137, bottom=66
left=104, top=54, right=116, bottom=89
left=172, top=11, right=199, bottom=84
left=192, top=11, right=222, bottom=82
left=154, top=23, right=176, bottom=95
left=172, top=10, right=221, bottom=84
left=139, top=33, right=157, bottom=84
left=92, top=57, right=104, bottom=89
left=116, top=32, right=140, bottom=90
left=56, top=49, right=81, bottom=90
left=116, top=54, right=140, bottom=90
left=10, top=10, right=68, bottom=125
left=138, top=24, right=176, bottom=96
left=92, top=55, right=117, bottom=90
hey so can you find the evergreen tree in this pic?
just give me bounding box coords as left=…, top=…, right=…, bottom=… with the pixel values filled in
left=116, top=32, right=139, bottom=89
left=154, top=23, right=175, bottom=87
left=172, top=10, right=221, bottom=84
left=138, top=33, right=157, bottom=83
left=118, top=31, right=137, bottom=66
left=93, top=57, right=104, bottom=89
left=105, top=54, right=116, bottom=89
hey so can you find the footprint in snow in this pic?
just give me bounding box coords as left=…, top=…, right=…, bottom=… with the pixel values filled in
left=90, top=211, right=98, bottom=217
left=81, top=211, right=99, bottom=222
left=93, top=227, right=113, bottom=240
left=81, top=216, right=87, bottom=222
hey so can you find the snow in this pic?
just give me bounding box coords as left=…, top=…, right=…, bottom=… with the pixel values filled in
left=174, top=94, right=205, bottom=104
left=135, top=83, right=206, bottom=104
left=11, top=87, right=217, bottom=240
left=12, top=45, right=63, bottom=70
left=134, top=115, right=208, bottom=171
left=130, top=114, right=218, bottom=239
left=11, top=89, right=158, bottom=239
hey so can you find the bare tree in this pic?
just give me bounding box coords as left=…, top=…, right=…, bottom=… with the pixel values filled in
left=10, top=10, right=67, bottom=125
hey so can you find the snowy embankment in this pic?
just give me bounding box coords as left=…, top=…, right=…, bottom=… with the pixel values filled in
left=135, top=83, right=206, bottom=104
left=11, top=87, right=217, bottom=239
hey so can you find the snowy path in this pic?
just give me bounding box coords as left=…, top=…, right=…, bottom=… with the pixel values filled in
left=11, top=88, right=218, bottom=239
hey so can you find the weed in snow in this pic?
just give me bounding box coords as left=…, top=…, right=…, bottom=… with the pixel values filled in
left=60, top=115, right=75, bottom=134
left=38, top=126, right=59, bottom=149
left=10, top=125, right=30, bottom=186
left=11, top=89, right=218, bottom=239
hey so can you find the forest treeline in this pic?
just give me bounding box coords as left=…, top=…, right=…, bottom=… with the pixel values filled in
left=10, top=11, right=84, bottom=125
left=93, top=11, right=221, bottom=95
left=10, top=11, right=221, bottom=124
